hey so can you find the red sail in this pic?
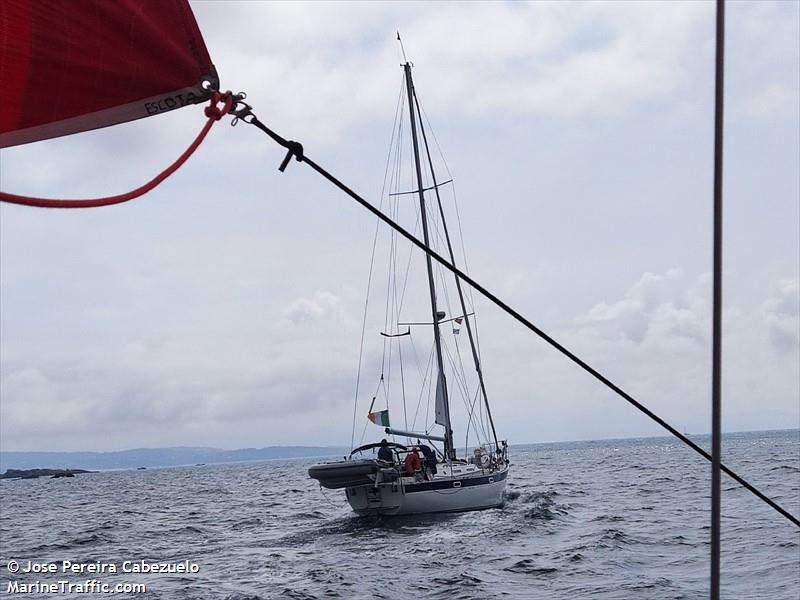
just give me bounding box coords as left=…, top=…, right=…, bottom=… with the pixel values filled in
left=0, top=0, right=218, bottom=148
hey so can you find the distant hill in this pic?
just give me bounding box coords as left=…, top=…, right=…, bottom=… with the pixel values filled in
left=0, top=446, right=348, bottom=472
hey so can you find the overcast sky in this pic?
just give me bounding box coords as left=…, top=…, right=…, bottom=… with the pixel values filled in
left=1, top=1, right=797, bottom=453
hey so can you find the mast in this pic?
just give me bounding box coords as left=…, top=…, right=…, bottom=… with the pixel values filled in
left=403, top=62, right=455, bottom=459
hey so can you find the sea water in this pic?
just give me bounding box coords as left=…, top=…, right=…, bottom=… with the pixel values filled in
left=1, top=430, right=797, bottom=599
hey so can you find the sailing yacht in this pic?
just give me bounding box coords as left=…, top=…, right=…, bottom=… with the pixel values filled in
left=308, top=61, right=509, bottom=515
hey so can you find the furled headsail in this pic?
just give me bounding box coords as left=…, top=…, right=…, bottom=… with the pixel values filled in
left=0, top=0, right=217, bottom=148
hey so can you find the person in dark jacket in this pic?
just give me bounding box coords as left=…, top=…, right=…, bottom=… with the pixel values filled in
left=377, top=439, right=393, bottom=462
left=416, top=442, right=437, bottom=477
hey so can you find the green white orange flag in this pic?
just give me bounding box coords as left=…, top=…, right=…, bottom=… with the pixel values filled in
left=367, top=410, right=390, bottom=427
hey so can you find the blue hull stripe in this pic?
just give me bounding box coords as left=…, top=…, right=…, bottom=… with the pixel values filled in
left=404, top=468, right=508, bottom=494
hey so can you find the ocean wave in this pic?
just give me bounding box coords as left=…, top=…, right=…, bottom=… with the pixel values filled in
left=514, top=490, right=568, bottom=521
left=503, top=558, right=559, bottom=575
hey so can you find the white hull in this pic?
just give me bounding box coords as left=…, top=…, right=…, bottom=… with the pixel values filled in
left=344, top=465, right=509, bottom=516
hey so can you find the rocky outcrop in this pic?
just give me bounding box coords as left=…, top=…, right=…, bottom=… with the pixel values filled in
left=1, top=468, right=93, bottom=480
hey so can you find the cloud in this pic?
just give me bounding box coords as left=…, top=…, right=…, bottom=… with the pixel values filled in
left=1, top=369, right=65, bottom=434
left=283, top=291, right=346, bottom=325
left=572, top=270, right=800, bottom=368
left=0, top=326, right=362, bottom=451
left=741, top=84, right=800, bottom=120
left=187, top=0, right=714, bottom=147
left=728, top=1, right=800, bottom=122
left=484, top=268, right=799, bottom=439
left=576, top=268, right=708, bottom=346
left=762, top=278, right=800, bottom=354
left=0, top=278, right=368, bottom=450
left=1, top=3, right=797, bottom=451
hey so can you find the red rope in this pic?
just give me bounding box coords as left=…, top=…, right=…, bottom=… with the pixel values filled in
left=0, top=92, right=233, bottom=209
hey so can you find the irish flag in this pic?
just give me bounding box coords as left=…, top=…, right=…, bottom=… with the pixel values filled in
left=367, top=409, right=390, bottom=427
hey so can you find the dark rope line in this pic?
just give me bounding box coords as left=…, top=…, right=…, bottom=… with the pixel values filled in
left=243, top=117, right=800, bottom=529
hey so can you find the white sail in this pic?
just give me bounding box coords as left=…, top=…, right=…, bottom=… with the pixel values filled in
left=434, top=371, right=447, bottom=426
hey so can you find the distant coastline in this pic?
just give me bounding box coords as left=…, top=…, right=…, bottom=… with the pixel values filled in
left=2, top=429, right=796, bottom=474
left=0, top=446, right=349, bottom=473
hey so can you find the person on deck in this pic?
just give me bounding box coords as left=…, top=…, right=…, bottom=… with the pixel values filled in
left=404, top=447, right=423, bottom=476
left=377, top=439, right=393, bottom=462
left=416, top=442, right=437, bottom=477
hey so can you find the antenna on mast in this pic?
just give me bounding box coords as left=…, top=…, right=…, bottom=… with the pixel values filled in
left=397, top=31, right=408, bottom=64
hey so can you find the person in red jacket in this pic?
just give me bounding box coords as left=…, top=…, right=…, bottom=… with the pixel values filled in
left=404, top=448, right=422, bottom=476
